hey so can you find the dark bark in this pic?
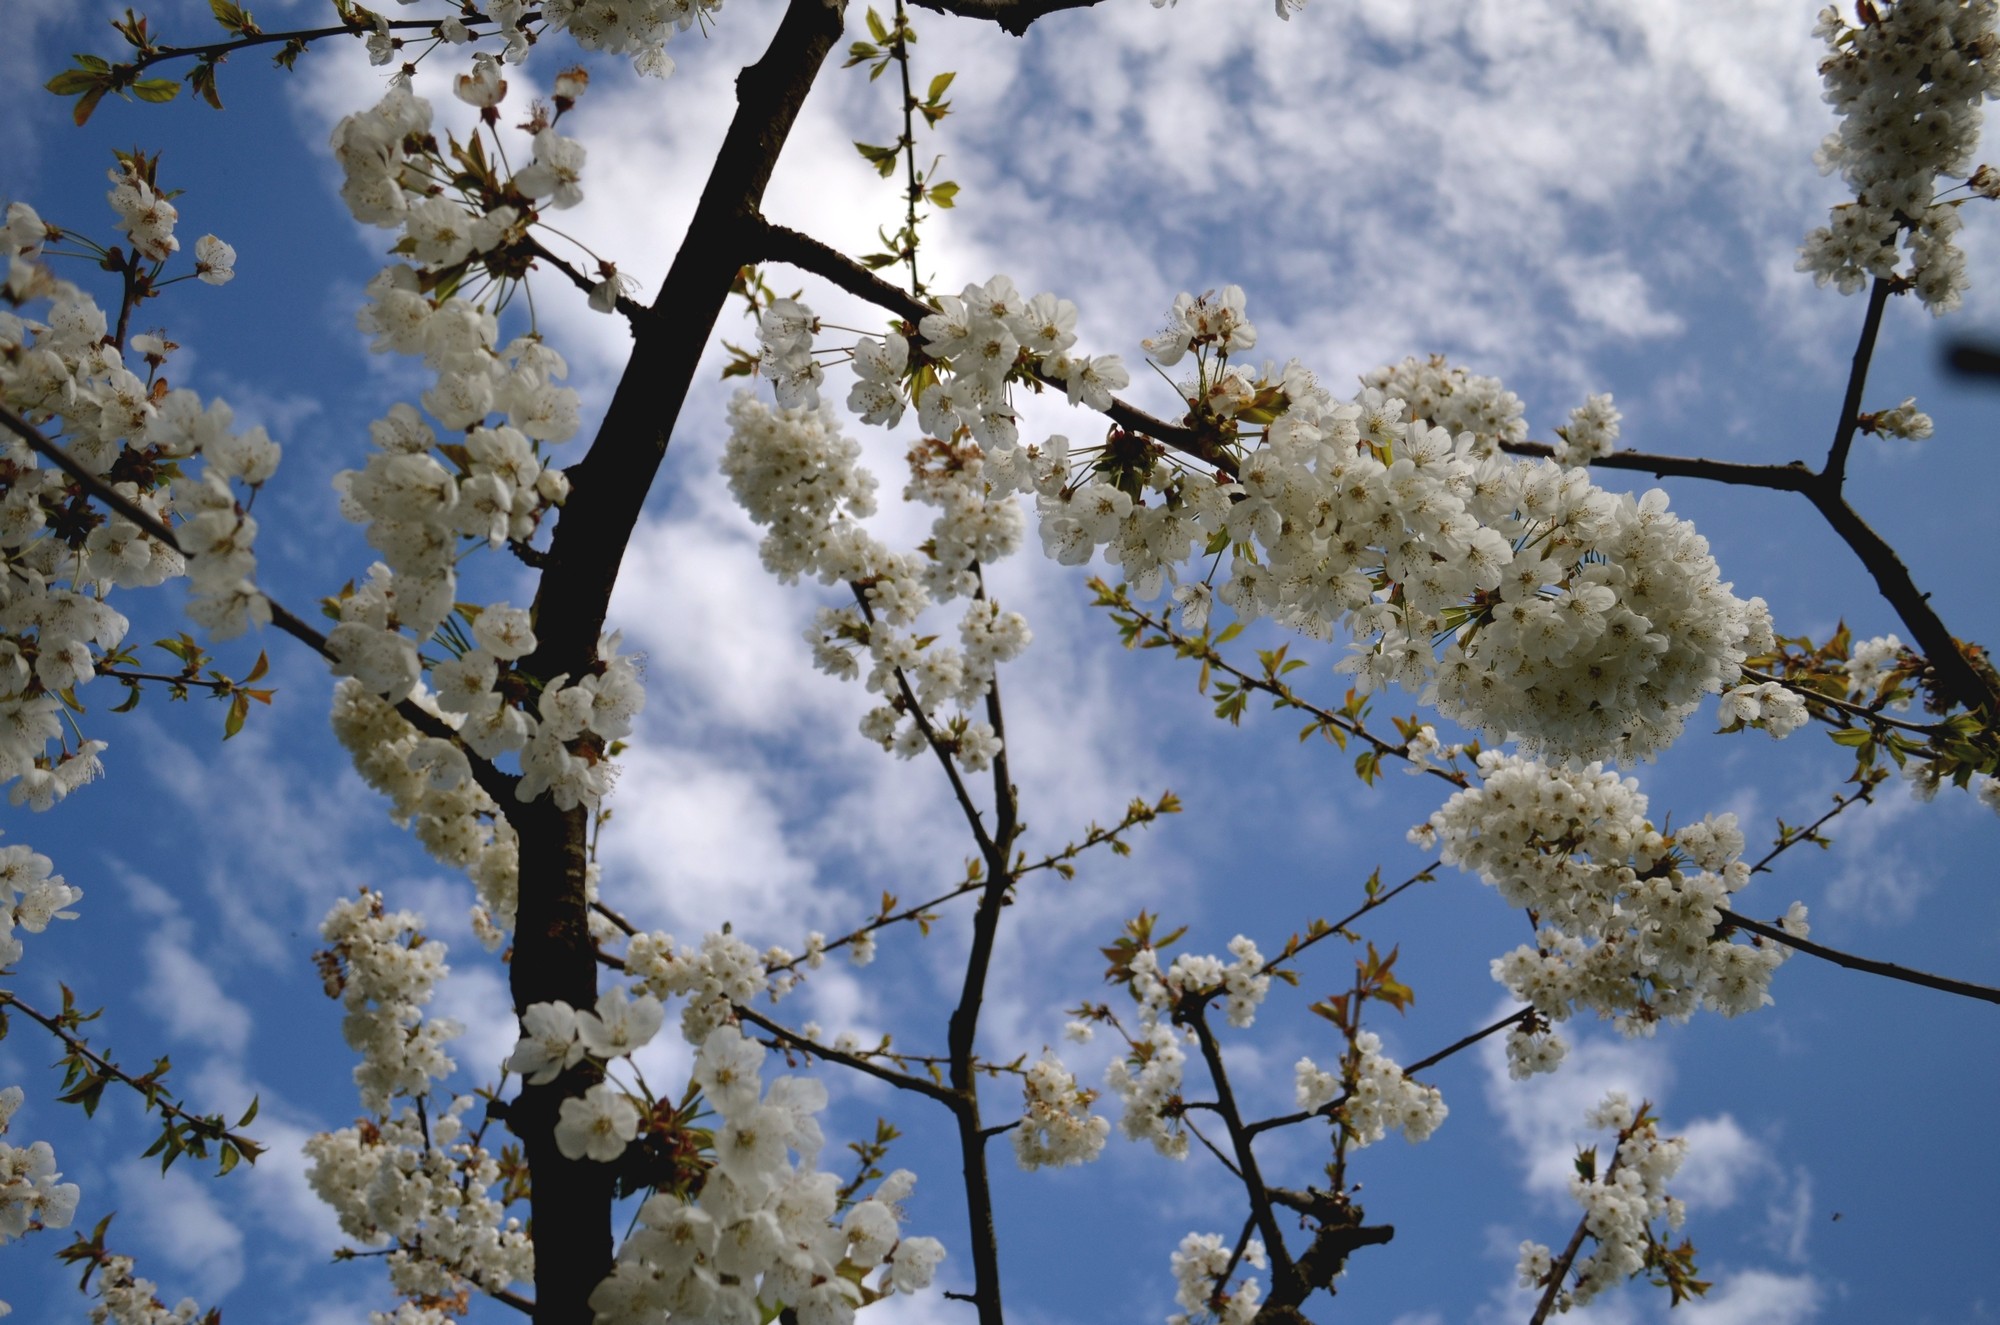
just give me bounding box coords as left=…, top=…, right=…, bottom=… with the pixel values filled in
left=504, top=3, right=845, bottom=1319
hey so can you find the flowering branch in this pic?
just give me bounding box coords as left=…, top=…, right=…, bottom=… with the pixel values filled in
left=1182, top=1002, right=1299, bottom=1290
left=746, top=214, right=1235, bottom=472
left=0, top=989, right=264, bottom=1173
left=1502, top=273, right=1997, bottom=720
left=1245, top=1007, right=1531, bottom=1139
left=853, top=584, right=1003, bottom=863
left=1092, top=580, right=1470, bottom=786
left=0, top=401, right=518, bottom=807
left=1529, top=1205, right=1597, bottom=1325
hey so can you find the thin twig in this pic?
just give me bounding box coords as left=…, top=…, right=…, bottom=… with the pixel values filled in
left=0, top=990, right=263, bottom=1158
left=732, top=1005, right=958, bottom=1105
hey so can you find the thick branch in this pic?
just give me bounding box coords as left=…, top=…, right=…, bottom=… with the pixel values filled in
left=503, top=8, right=842, bottom=1318
left=1799, top=485, right=1999, bottom=715
left=1717, top=910, right=2000, bottom=1005
left=902, top=0, right=1107, bottom=36
left=1184, top=1005, right=1297, bottom=1288
left=524, top=0, right=843, bottom=690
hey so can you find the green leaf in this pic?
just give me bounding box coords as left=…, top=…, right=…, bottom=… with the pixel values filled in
left=132, top=78, right=181, bottom=104
left=866, top=7, right=890, bottom=42
left=45, top=67, right=108, bottom=96
left=209, top=0, right=262, bottom=34
left=926, top=180, right=959, bottom=208
left=224, top=692, right=249, bottom=739
left=926, top=70, right=956, bottom=101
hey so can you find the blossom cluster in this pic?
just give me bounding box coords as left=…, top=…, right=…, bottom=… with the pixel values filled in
left=623, top=927, right=772, bottom=1044
left=1105, top=939, right=1271, bottom=1158
left=1, top=1085, right=81, bottom=1318
left=505, top=986, right=666, bottom=1161
left=1798, top=0, right=2000, bottom=312
left=1165, top=1230, right=1267, bottom=1325
left=1415, top=753, right=1807, bottom=1047
left=83, top=1254, right=203, bottom=1325
left=542, top=0, right=722, bottom=78
left=750, top=276, right=1765, bottom=767
left=1359, top=354, right=1529, bottom=456
left=2, top=193, right=274, bottom=810
left=317, top=890, right=462, bottom=1114
left=330, top=77, right=584, bottom=269
left=0, top=837, right=81, bottom=967
left=306, top=889, right=534, bottom=1310
left=1293, top=1031, right=1448, bottom=1147
left=723, top=392, right=1030, bottom=769
left=1517, top=1092, right=1691, bottom=1310
left=1340, top=1031, right=1449, bottom=1144
left=589, top=1025, right=944, bottom=1325
left=761, top=275, right=1130, bottom=443
left=329, top=679, right=521, bottom=943
left=1715, top=678, right=1811, bottom=739
left=1012, top=1051, right=1111, bottom=1170
left=305, top=1098, right=533, bottom=1305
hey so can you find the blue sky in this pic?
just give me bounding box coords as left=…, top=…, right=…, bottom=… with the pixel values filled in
left=4, top=0, right=1999, bottom=1322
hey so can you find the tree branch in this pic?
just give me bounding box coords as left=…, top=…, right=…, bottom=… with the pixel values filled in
left=0, top=402, right=519, bottom=808
left=1183, top=1002, right=1297, bottom=1287
left=749, top=216, right=1236, bottom=473
left=732, top=1006, right=958, bottom=1105
left=903, top=0, right=1108, bottom=37
left=1823, top=276, right=1894, bottom=485
left=0, top=990, right=263, bottom=1164
left=1717, top=909, right=2000, bottom=1005
left=1500, top=440, right=1819, bottom=494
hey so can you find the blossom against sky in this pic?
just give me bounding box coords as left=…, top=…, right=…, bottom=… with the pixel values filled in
left=3, top=1, right=1999, bottom=1322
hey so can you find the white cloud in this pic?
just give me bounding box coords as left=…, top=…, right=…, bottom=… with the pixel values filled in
left=112, top=1159, right=249, bottom=1303
left=1481, top=1021, right=1674, bottom=1204
left=1762, top=1166, right=1815, bottom=1266
left=140, top=926, right=254, bottom=1056
left=1824, top=782, right=1935, bottom=921
left=1678, top=1268, right=1821, bottom=1325
left=118, top=866, right=255, bottom=1058
left=1671, top=1113, right=1770, bottom=1212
